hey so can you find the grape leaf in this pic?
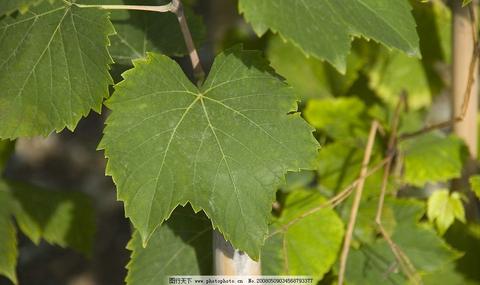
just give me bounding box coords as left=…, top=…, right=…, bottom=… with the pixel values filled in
left=469, top=175, right=480, bottom=199
left=0, top=1, right=114, bottom=139
left=262, top=190, right=344, bottom=281
left=126, top=206, right=212, bottom=285
left=10, top=182, right=95, bottom=256
left=100, top=47, right=319, bottom=258
left=107, top=0, right=206, bottom=64
left=239, top=0, right=420, bottom=73
left=399, top=133, right=467, bottom=186
left=0, top=185, right=17, bottom=285
left=427, top=189, right=465, bottom=235
left=345, top=199, right=462, bottom=284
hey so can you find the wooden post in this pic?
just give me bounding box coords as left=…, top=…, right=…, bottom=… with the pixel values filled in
left=213, top=231, right=261, bottom=275
left=452, top=0, right=479, bottom=219
left=453, top=0, right=478, bottom=157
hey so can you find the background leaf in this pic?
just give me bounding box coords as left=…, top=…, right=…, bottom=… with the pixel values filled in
left=10, top=182, right=95, bottom=256
left=399, top=133, right=467, bottom=186
left=0, top=184, right=18, bottom=285
left=469, top=175, right=480, bottom=199
left=262, top=190, right=344, bottom=281
left=345, top=199, right=462, bottom=284
left=304, top=97, right=369, bottom=140
left=126, top=206, right=212, bottom=285
left=266, top=36, right=364, bottom=100
left=427, top=189, right=466, bottom=235
left=0, top=0, right=43, bottom=16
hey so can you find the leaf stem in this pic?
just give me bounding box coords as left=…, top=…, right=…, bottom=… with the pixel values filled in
left=66, top=1, right=174, bottom=13
left=171, top=0, right=205, bottom=83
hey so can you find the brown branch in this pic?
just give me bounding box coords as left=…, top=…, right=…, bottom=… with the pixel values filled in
left=338, top=121, right=380, bottom=285
left=375, top=93, right=404, bottom=224
left=170, top=0, right=205, bottom=83
left=400, top=4, right=479, bottom=141
left=375, top=94, right=421, bottom=284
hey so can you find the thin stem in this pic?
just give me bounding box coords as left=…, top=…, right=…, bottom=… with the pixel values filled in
left=266, top=155, right=392, bottom=239
left=374, top=94, right=421, bottom=284
left=171, top=0, right=205, bottom=83
left=67, top=1, right=174, bottom=13
left=375, top=93, right=404, bottom=224
left=338, top=121, right=379, bottom=285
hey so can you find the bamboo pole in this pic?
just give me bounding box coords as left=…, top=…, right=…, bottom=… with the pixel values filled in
left=452, top=0, right=479, bottom=220
left=213, top=231, right=261, bottom=275
left=453, top=0, right=478, bottom=157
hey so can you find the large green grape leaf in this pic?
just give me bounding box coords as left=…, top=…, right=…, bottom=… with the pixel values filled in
left=0, top=1, right=114, bottom=139
left=345, top=199, right=461, bottom=284
left=0, top=184, right=17, bottom=285
left=262, top=190, right=344, bottom=281
left=239, top=0, right=420, bottom=73
left=107, top=0, right=205, bottom=64
left=100, top=47, right=319, bottom=259
left=126, top=206, right=212, bottom=285
left=399, top=133, right=467, bottom=187
left=9, top=182, right=95, bottom=256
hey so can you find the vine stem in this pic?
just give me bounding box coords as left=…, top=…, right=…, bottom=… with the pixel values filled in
left=266, top=156, right=392, bottom=238
left=68, top=0, right=205, bottom=83
left=338, top=121, right=379, bottom=285
left=375, top=94, right=421, bottom=284
left=71, top=3, right=174, bottom=13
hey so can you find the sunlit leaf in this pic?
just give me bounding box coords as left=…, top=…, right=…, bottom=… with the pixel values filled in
left=427, top=189, right=466, bottom=235
left=400, top=133, right=467, bottom=186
